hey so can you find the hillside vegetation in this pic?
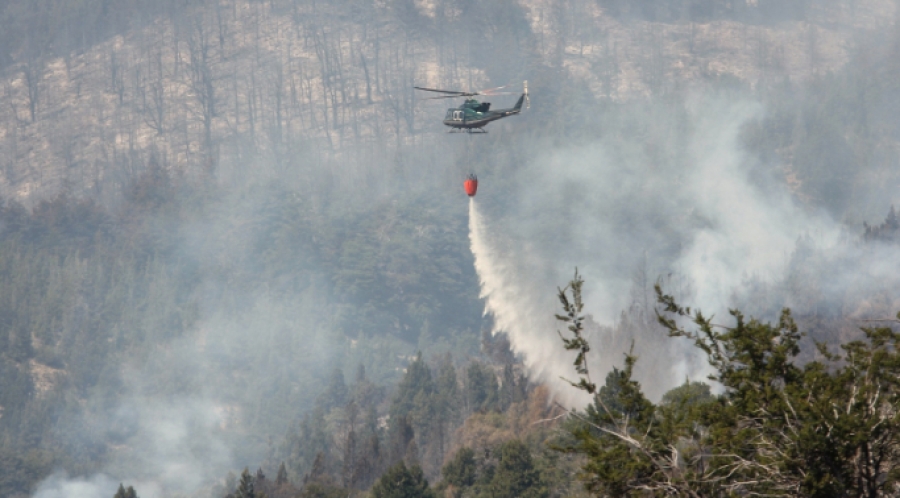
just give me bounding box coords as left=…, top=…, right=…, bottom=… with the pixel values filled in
left=1, top=1, right=900, bottom=497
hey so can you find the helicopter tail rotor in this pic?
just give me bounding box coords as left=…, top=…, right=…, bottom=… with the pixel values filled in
left=524, top=80, right=530, bottom=110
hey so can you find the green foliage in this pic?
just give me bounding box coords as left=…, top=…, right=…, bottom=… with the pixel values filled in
left=498, top=364, right=526, bottom=411
left=554, top=271, right=900, bottom=497
left=325, top=198, right=481, bottom=343
left=464, top=362, right=498, bottom=413
left=370, top=461, right=435, bottom=498
left=555, top=270, right=596, bottom=394
left=478, top=440, right=548, bottom=498
left=741, top=48, right=900, bottom=221
left=275, top=462, right=289, bottom=487
left=283, top=408, right=331, bottom=484
left=317, top=369, right=349, bottom=412
left=0, top=448, right=54, bottom=497
left=441, top=447, right=476, bottom=488
left=687, top=295, right=900, bottom=497
left=434, top=357, right=461, bottom=423
left=564, top=355, right=662, bottom=497
left=656, top=381, right=714, bottom=439
left=438, top=441, right=555, bottom=498
left=298, top=482, right=348, bottom=498
left=386, top=415, right=416, bottom=467
left=0, top=167, right=486, bottom=494
left=113, top=483, right=138, bottom=498
left=236, top=468, right=254, bottom=498
left=391, top=353, right=435, bottom=419
left=864, top=205, right=900, bottom=242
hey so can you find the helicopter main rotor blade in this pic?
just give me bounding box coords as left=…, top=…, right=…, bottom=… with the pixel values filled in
left=414, top=86, right=470, bottom=95
left=415, top=83, right=518, bottom=100
left=477, top=84, right=511, bottom=95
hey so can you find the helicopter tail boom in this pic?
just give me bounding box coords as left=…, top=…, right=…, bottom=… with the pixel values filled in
left=512, top=93, right=525, bottom=112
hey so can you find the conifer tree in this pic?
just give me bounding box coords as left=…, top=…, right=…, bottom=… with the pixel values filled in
left=254, top=468, right=269, bottom=498
left=464, top=362, right=498, bottom=412
left=303, top=453, right=329, bottom=486
left=275, top=462, right=288, bottom=487
left=498, top=363, right=525, bottom=410
left=113, top=484, right=138, bottom=498
left=387, top=414, right=416, bottom=466
left=441, top=447, right=476, bottom=489
left=434, top=357, right=460, bottom=459
left=341, top=428, right=358, bottom=488
left=237, top=467, right=255, bottom=498
left=481, top=440, right=547, bottom=498
left=391, top=353, right=434, bottom=418
left=555, top=271, right=900, bottom=496
left=357, top=430, right=383, bottom=488
left=317, top=368, right=348, bottom=411
left=371, top=461, right=435, bottom=498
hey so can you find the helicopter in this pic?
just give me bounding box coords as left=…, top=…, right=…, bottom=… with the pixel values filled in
left=415, top=81, right=529, bottom=133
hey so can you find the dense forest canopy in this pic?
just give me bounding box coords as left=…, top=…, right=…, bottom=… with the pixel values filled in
left=0, top=0, right=899, bottom=497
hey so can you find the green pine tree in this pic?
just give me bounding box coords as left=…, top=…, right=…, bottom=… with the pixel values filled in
left=371, top=461, right=435, bottom=498
left=554, top=270, right=900, bottom=496
left=479, top=440, right=547, bottom=498
left=237, top=467, right=255, bottom=498
left=464, top=362, right=498, bottom=413
left=391, top=353, right=435, bottom=418
left=441, top=447, right=476, bottom=489
left=113, top=483, right=138, bottom=498
left=275, top=462, right=288, bottom=487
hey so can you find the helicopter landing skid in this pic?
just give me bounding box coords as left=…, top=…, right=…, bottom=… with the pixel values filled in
left=449, top=128, right=487, bottom=134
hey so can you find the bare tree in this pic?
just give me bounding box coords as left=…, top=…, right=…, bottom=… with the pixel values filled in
left=187, top=17, right=219, bottom=166
left=109, top=48, right=126, bottom=106
left=23, top=60, right=41, bottom=123
left=139, top=48, right=167, bottom=136
left=268, top=58, right=287, bottom=165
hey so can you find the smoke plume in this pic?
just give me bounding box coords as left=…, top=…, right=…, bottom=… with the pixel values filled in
left=465, top=94, right=889, bottom=403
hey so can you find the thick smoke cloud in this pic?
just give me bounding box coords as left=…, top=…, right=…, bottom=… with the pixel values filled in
left=26, top=194, right=347, bottom=497
left=37, top=398, right=229, bottom=498
left=32, top=473, right=120, bottom=498
left=28, top=84, right=900, bottom=498
left=19, top=5, right=900, bottom=495
left=469, top=94, right=858, bottom=402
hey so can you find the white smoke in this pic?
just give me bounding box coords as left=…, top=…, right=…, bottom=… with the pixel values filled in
left=30, top=395, right=234, bottom=498
left=99, top=397, right=233, bottom=495
left=32, top=473, right=119, bottom=498
left=34, top=288, right=344, bottom=497
left=467, top=95, right=852, bottom=403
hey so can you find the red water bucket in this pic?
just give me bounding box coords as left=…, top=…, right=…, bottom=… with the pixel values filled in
left=464, top=174, right=478, bottom=197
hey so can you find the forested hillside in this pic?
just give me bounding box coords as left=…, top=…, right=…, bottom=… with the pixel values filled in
left=2, top=1, right=900, bottom=497
left=0, top=0, right=893, bottom=203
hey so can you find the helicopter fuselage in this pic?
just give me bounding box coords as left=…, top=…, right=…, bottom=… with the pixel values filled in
left=442, top=95, right=525, bottom=130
